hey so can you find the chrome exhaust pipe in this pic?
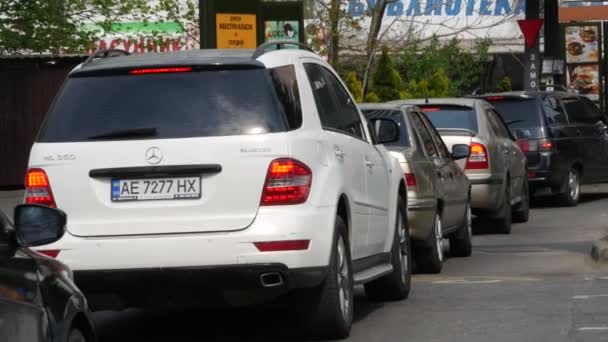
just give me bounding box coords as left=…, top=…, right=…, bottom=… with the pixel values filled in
left=259, top=272, right=284, bottom=288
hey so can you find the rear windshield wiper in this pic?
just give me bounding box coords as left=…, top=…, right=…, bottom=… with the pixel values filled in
left=87, top=127, right=158, bottom=140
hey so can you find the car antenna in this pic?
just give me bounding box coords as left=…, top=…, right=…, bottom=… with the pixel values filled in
left=425, top=89, right=429, bottom=104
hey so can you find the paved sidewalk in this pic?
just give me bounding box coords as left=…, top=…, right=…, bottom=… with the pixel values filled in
left=0, top=190, right=23, bottom=216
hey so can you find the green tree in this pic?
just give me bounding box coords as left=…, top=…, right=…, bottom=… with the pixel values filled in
left=397, top=37, right=489, bottom=97
left=345, top=71, right=363, bottom=102
left=371, top=46, right=403, bottom=102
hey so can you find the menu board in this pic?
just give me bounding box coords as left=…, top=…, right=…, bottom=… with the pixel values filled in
left=565, top=26, right=600, bottom=63
left=567, top=64, right=600, bottom=95
left=564, top=23, right=602, bottom=99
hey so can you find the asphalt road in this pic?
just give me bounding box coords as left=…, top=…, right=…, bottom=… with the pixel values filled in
left=9, top=187, right=608, bottom=342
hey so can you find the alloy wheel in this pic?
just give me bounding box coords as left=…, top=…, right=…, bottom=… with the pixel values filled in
left=336, top=237, right=352, bottom=322
left=398, top=212, right=409, bottom=284
left=435, top=215, right=444, bottom=262
left=568, top=170, right=580, bottom=201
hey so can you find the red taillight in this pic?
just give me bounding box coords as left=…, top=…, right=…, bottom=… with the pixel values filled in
left=405, top=173, right=417, bottom=187
left=465, top=143, right=489, bottom=170
left=517, top=139, right=531, bottom=152
left=421, top=107, right=441, bottom=112
left=25, top=169, right=56, bottom=208
left=261, top=158, right=312, bottom=206
left=516, top=139, right=552, bottom=152
left=37, top=250, right=60, bottom=258
left=528, top=172, right=537, bottom=179
left=486, top=96, right=505, bottom=101
left=539, top=139, right=553, bottom=151
left=129, top=67, right=192, bottom=75
left=254, top=240, right=310, bottom=252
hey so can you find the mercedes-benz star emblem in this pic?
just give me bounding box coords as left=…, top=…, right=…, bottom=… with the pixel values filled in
left=145, top=147, right=163, bottom=165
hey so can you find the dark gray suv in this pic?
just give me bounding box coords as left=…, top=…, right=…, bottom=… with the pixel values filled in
left=476, top=91, right=608, bottom=206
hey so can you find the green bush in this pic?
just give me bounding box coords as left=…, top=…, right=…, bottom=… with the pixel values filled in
left=496, top=76, right=512, bottom=92
left=345, top=71, right=363, bottom=103
left=365, top=91, right=380, bottom=103
left=371, top=46, right=403, bottom=102
left=400, top=69, right=449, bottom=99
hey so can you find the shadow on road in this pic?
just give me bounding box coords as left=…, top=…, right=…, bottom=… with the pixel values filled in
left=94, top=292, right=383, bottom=342
left=531, top=192, right=608, bottom=208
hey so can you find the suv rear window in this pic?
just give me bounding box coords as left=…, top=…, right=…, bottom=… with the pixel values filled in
left=419, top=105, right=478, bottom=132
left=361, top=109, right=410, bottom=147
left=39, top=67, right=301, bottom=142
left=484, top=97, right=543, bottom=129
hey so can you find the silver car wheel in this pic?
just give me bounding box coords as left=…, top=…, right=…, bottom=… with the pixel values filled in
left=434, top=214, right=443, bottom=262
left=568, top=170, right=580, bottom=201
left=336, top=237, right=351, bottom=322
left=398, top=212, right=409, bottom=284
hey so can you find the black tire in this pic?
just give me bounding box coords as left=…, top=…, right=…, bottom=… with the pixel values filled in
left=492, top=182, right=512, bottom=234
left=298, top=216, right=353, bottom=339
left=558, top=167, right=581, bottom=207
left=415, top=211, right=444, bottom=274
left=365, top=198, right=411, bottom=301
left=67, top=329, right=87, bottom=342
left=450, top=202, right=473, bottom=257
left=512, top=177, right=530, bottom=223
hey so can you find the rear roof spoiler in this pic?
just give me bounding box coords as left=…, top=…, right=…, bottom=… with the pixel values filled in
left=436, top=128, right=476, bottom=137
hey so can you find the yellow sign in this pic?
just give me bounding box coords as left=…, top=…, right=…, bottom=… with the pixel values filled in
left=216, top=13, right=257, bottom=49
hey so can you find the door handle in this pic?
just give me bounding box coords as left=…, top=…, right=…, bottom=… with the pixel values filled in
left=335, top=149, right=345, bottom=158
left=365, top=160, right=374, bottom=168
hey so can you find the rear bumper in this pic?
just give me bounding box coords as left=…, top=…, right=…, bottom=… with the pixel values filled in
left=35, top=205, right=336, bottom=276
left=527, top=152, right=569, bottom=194
left=407, top=197, right=436, bottom=241
left=468, top=174, right=503, bottom=210
left=75, top=264, right=327, bottom=292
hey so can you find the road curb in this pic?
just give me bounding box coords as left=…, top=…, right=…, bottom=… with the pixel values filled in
left=591, top=236, right=608, bottom=263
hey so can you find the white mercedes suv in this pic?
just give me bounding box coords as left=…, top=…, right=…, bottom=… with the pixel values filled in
left=26, top=43, right=409, bottom=338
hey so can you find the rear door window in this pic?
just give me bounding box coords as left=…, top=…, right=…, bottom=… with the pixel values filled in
left=304, top=63, right=365, bottom=140
left=485, top=97, right=543, bottom=128
left=420, top=105, right=478, bottom=132
left=562, top=97, right=596, bottom=124
left=362, top=109, right=410, bottom=147
left=419, top=113, right=450, bottom=158
left=410, top=112, right=438, bottom=157
left=39, top=68, right=293, bottom=142
left=542, top=96, right=568, bottom=125
left=486, top=108, right=513, bottom=139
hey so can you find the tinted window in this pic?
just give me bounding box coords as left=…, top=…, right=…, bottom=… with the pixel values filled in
left=486, top=98, right=543, bottom=129
left=562, top=98, right=595, bottom=124
left=486, top=109, right=512, bottom=139
left=419, top=113, right=450, bottom=158
left=542, top=96, right=568, bottom=125
left=304, top=63, right=364, bottom=139
left=362, top=109, right=410, bottom=147
left=410, top=112, right=438, bottom=157
left=40, top=69, right=290, bottom=142
left=579, top=97, right=604, bottom=124
left=420, top=105, right=478, bottom=132
left=270, top=65, right=302, bottom=130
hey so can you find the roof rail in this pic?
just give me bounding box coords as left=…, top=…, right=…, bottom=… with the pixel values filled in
left=252, top=41, right=314, bottom=59
left=84, top=49, right=131, bottom=65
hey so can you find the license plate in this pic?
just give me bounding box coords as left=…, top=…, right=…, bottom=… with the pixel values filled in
left=111, top=177, right=201, bottom=202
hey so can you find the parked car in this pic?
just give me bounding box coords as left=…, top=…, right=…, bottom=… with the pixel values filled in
left=0, top=205, right=95, bottom=342
left=360, top=103, right=472, bottom=273
left=475, top=91, right=608, bottom=206
left=393, top=99, right=529, bottom=234
left=25, top=43, right=409, bottom=339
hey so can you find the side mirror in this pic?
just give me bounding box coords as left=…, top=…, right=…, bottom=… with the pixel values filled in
left=369, top=118, right=401, bottom=145
left=451, top=144, right=471, bottom=161
left=514, top=129, right=532, bottom=140
left=0, top=211, right=16, bottom=261
left=14, top=205, right=67, bottom=248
